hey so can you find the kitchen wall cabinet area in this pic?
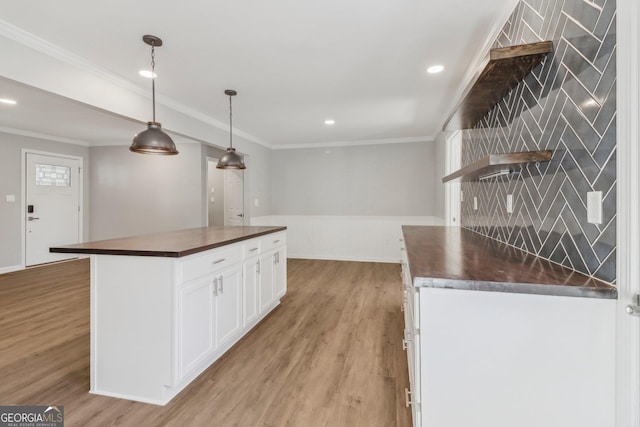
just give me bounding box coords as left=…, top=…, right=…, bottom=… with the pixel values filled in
left=76, top=228, right=287, bottom=406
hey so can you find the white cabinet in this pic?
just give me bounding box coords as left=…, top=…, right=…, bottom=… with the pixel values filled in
left=274, top=247, right=287, bottom=299
left=178, top=275, right=215, bottom=378
left=89, top=230, right=287, bottom=406
left=400, top=240, right=616, bottom=427
left=242, top=257, right=260, bottom=327
left=213, top=265, right=242, bottom=349
left=258, top=234, right=287, bottom=313
left=259, top=251, right=275, bottom=313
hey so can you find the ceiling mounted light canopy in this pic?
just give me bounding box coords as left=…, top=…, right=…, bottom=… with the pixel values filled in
left=130, top=35, right=178, bottom=155
left=217, top=90, right=246, bottom=170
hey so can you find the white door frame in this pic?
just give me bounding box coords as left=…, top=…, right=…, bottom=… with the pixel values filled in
left=616, top=0, right=640, bottom=425
left=205, top=156, right=218, bottom=227
left=445, top=131, right=461, bottom=226
left=21, top=149, right=84, bottom=268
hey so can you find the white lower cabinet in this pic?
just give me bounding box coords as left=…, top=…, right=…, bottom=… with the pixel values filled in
left=259, top=251, right=275, bottom=313
left=178, top=276, right=215, bottom=378
left=242, top=256, right=260, bottom=327
left=213, top=265, right=242, bottom=349
left=274, top=247, right=287, bottom=298
left=401, top=251, right=616, bottom=427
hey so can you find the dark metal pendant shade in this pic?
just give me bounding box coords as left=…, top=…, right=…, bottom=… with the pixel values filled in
left=130, top=122, right=179, bottom=155
left=216, top=89, right=246, bottom=169
left=130, top=35, right=178, bottom=156
left=217, top=147, right=246, bottom=169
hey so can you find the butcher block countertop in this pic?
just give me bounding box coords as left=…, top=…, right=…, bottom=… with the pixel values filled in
left=402, top=226, right=617, bottom=299
left=50, top=226, right=286, bottom=258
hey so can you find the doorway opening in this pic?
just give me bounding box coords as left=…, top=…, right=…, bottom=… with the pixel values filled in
left=206, top=157, right=245, bottom=227
left=444, top=131, right=462, bottom=226
left=22, top=150, right=83, bottom=267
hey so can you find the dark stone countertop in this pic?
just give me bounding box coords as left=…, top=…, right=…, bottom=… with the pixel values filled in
left=50, top=226, right=286, bottom=258
left=402, top=226, right=617, bottom=299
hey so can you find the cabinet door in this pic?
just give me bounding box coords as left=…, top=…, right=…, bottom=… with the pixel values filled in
left=214, top=265, right=243, bottom=349
left=259, top=251, right=275, bottom=313
left=178, top=276, right=215, bottom=379
left=242, top=257, right=260, bottom=327
left=274, top=247, right=287, bottom=299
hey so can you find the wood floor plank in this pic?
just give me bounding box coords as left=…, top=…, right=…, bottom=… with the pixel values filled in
left=0, top=258, right=411, bottom=426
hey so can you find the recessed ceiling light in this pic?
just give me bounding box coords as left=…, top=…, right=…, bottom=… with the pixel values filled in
left=0, top=98, right=17, bottom=105
left=138, top=70, right=157, bottom=78
left=324, top=119, right=336, bottom=125
left=427, top=65, right=444, bottom=74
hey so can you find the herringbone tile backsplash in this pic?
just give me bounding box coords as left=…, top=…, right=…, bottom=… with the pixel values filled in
left=460, top=0, right=616, bottom=283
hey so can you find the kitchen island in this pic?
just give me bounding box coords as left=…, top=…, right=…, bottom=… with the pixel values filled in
left=51, top=226, right=287, bottom=405
left=400, top=226, right=616, bottom=427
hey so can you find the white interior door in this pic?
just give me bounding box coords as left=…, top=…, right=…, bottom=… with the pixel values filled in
left=224, top=170, right=244, bottom=226
left=25, top=152, right=81, bottom=266
left=445, top=131, right=461, bottom=226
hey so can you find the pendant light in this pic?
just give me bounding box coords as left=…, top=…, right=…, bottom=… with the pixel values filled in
left=216, top=90, right=246, bottom=169
left=130, top=35, right=178, bottom=155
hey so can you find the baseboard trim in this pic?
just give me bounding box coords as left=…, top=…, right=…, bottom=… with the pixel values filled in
left=0, top=264, right=24, bottom=275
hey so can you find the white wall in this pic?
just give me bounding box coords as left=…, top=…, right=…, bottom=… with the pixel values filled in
left=0, top=132, right=90, bottom=270
left=90, top=139, right=273, bottom=240
left=271, top=141, right=440, bottom=216
left=90, top=143, right=203, bottom=240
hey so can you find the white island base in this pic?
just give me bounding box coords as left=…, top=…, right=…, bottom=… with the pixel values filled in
left=56, top=228, right=287, bottom=405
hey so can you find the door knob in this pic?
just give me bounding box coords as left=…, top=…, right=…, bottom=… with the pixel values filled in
left=626, top=294, right=640, bottom=317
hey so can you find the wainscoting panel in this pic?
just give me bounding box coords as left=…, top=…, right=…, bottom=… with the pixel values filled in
left=461, top=0, right=616, bottom=284
left=251, top=216, right=444, bottom=263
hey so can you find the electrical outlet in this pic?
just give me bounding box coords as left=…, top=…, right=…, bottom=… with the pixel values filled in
left=506, top=194, right=513, bottom=213
left=473, top=196, right=478, bottom=210
left=587, top=191, right=602, bottom=224
left=460, top=190, right=464, bottom=202
left=5, top=195, right=15, bottom=203
left=254, top=198, right=260, bottom=207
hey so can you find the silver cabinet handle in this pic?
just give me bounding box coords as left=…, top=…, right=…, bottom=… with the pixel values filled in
left=212, top=258, right=226, bottom=265
left=402, top=330, right=413, bottom=350
left=218, top=275, right=224, bottom=294
left=213, top=278, right=218, bottom=296
left=273, top=239, right=280, bottom=244
left=249, top=247, right=258, bottom=252
left=404, top=388, right=414, bottom=407
left=28, top=217, right=40, bottom=221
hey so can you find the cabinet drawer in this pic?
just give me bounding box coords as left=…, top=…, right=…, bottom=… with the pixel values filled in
left=180, top=245, right=243, bottom=284
left=242, top=239, right=261, bottom=258
left=262, top=232, right=286, bottom=250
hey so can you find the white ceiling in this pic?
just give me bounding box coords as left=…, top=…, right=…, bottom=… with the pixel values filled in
left=0, top=0, right=518, bottom=148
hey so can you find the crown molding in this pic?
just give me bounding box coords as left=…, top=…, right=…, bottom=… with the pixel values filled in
left=271, top=135, right=434, bottom=150
left=0, top=19, right=271, bottom=149
left=0, top=126, right=90, bottom=146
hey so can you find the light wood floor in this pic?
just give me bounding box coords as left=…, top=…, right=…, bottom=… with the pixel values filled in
left=0, top=258, right=411, bottom=427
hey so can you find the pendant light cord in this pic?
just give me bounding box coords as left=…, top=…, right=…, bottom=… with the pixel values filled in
left=151, top=42, right=156, bottom=123
left=228, top=93, right=233, bottom=149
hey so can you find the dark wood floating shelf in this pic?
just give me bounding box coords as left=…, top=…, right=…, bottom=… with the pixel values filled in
left=442, top=150, right=552, bottom=183
left=443, top=41, right=553, bottom=131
